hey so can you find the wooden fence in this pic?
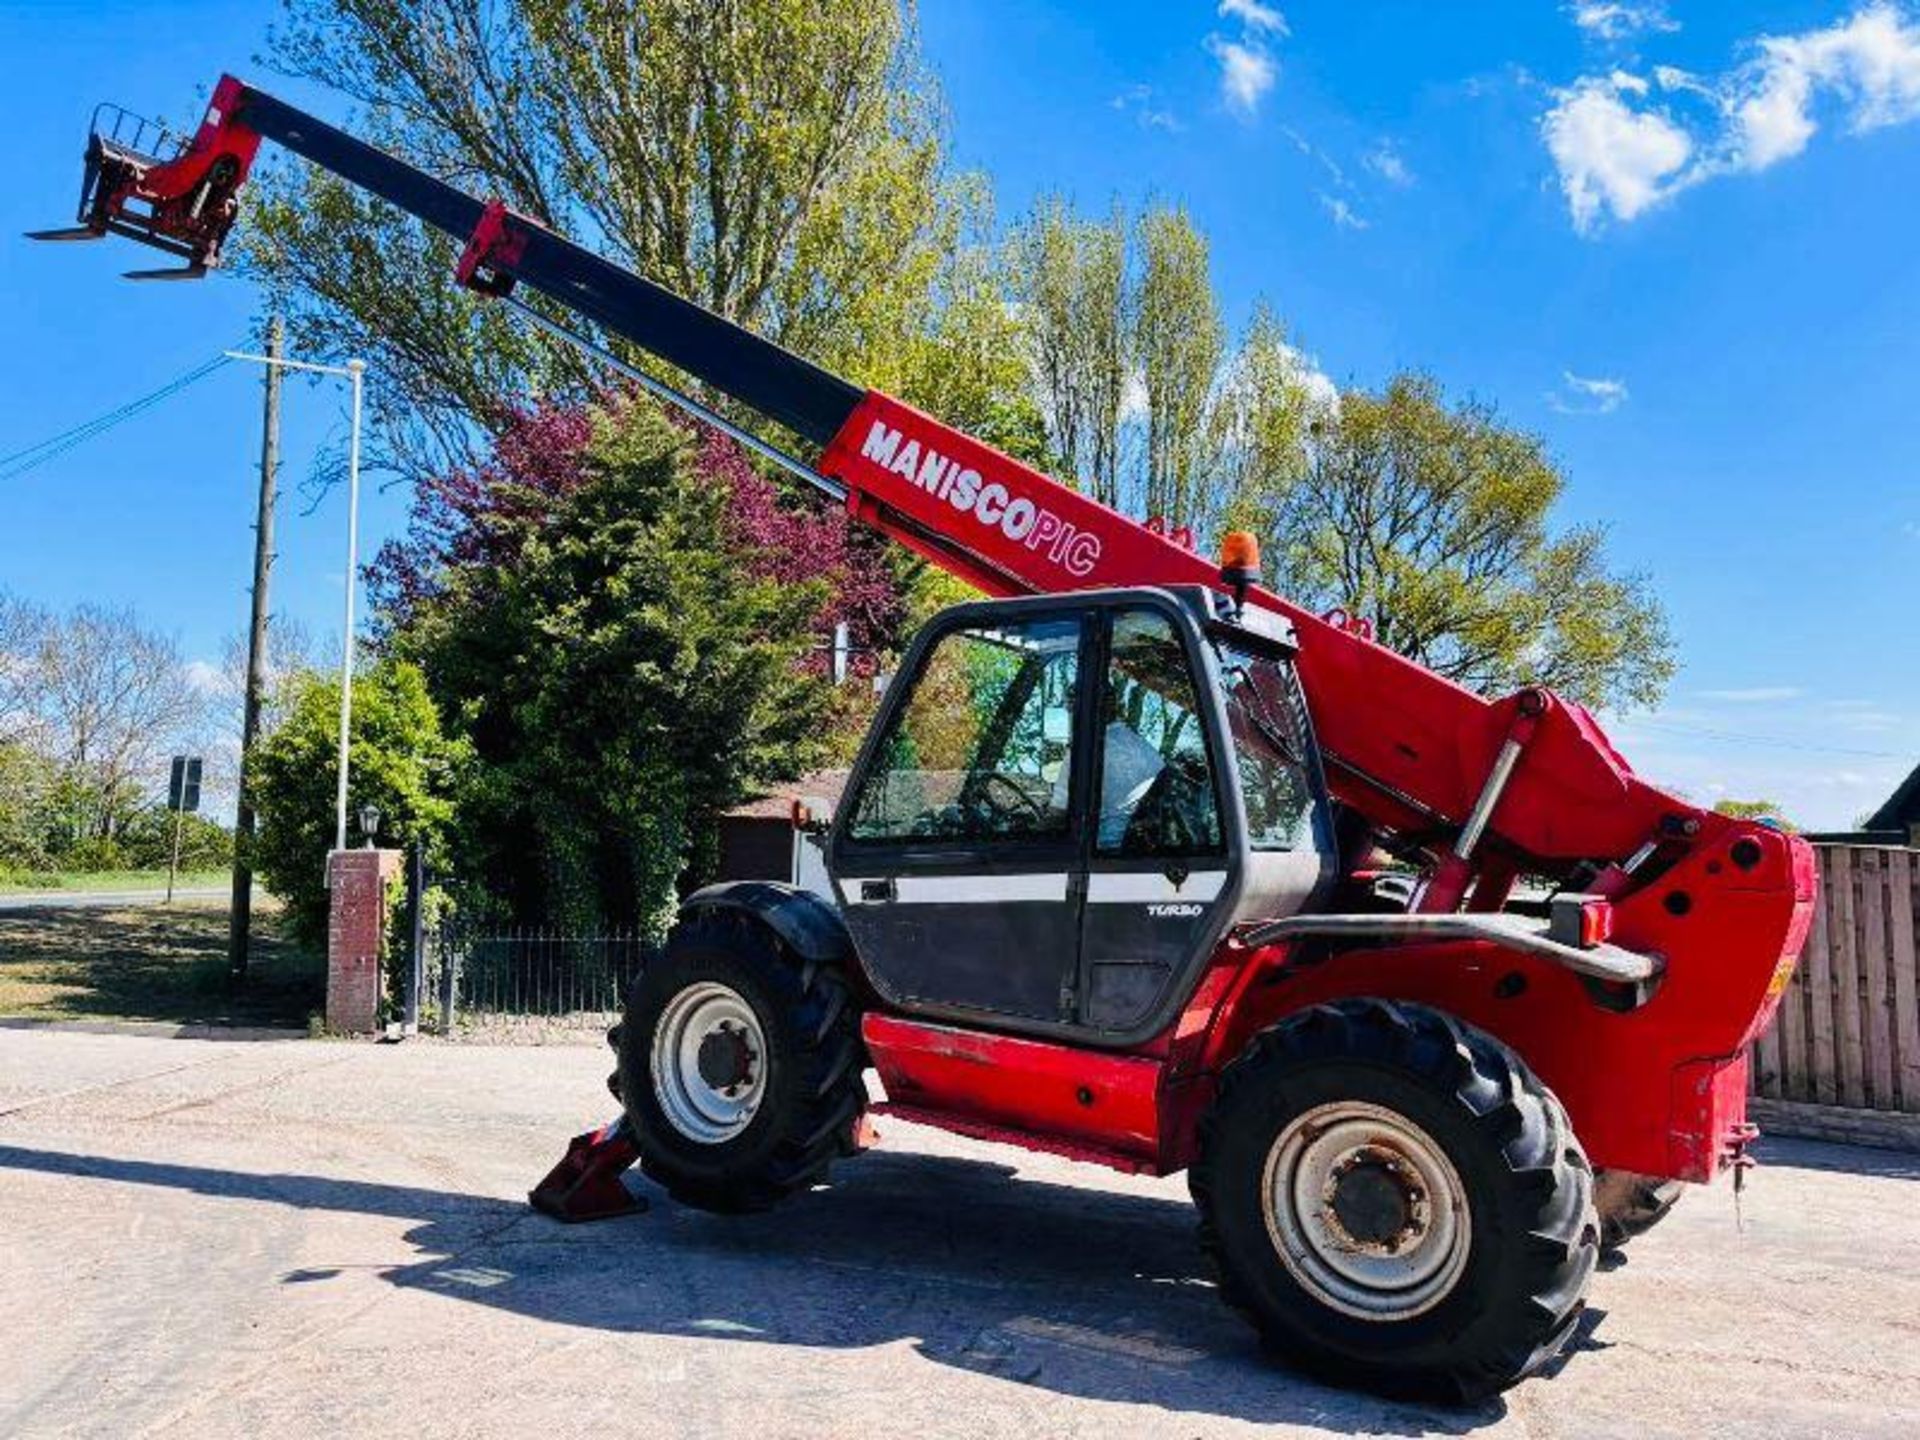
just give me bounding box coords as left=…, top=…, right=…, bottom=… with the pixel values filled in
left=1750, top=844, right=1920, bottom=1147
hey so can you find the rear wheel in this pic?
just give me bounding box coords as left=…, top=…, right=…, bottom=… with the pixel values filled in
left=615, top=909, right=865, bottom=1212
left=1191, top=998, right=1599, bottom=1401
left=1594, top=1169, right=1684, bottom=1251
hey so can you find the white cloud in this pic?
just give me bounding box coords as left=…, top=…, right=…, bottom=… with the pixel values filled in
left=1569, top=2, right=1679, bottom=43
left=184, top=658, right=224, bottom=694
left=1318, top=193, right=1369, bottom=230
left=1363, top=140, right=1415, bottom=186
left=1283, top=126, right=1347, bottom=183
left=1728, top=3, right=1920, bottom=171
left=1209, top=35, right=1278, bottom=117
left=1219, top=0, right=1288, bottom=35
left=1542, top=73, right=1693, bottom=232
left=1112, top=83, right=1181, bottom=132
left=1652, top=64, right=1710, bottom=95
left=1546, top=370, right=1630, bottom=414
left=1697, top=685, right=1805, bottom=703
left=1545, top=4, right=1920, bottom=232
left=1207, top=0, right=1287, bottom=118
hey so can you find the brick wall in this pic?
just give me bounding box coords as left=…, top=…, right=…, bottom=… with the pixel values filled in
left=327, top=848, right=402, bottom=1034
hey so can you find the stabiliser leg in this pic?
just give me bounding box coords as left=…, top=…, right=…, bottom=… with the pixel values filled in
left=528, top=1114, right=648, bottom=1222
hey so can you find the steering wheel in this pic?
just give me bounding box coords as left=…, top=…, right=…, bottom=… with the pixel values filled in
left=1122, top=758, right=1209, bottom=853
left=979, top=772, right=1047, bottom=826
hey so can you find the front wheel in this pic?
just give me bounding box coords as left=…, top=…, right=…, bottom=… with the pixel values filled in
left=616, top=909, right=865, bottom=1213
left=1191, top=999, right=1599, bottom=1401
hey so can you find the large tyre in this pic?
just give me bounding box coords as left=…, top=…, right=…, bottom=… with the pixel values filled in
left=615, top=908, right=865, bottom=1213
left=1593, top=1169, right=1684, bottom=1251
left=1190, top=998, right=1598, bottom=1402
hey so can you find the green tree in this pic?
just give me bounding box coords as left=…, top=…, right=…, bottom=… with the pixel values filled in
left=1205, top=300, right=1318, bottom=541
left=1010, top=196, right=1129, bottom=501
left=250, top=660, right=462, bottom=948
left=118, top=809, right=236, bottom=872
left=1, top=598, right=208, bottom=854
left=1713, top=798, right=1795, bottom=830
left=246, top=0, right=1019, bottom=479
left=392, top=401, right=840, bottom=936
left=0, top=741, right=58, bottom=872
left=879, top=179, right=1049, bottom=467
left=1271, top=374, right=1674, bottom=710
left=1012, top=198, right=1308, bottom=529
left=1134, top=204, right=1223, bottom=530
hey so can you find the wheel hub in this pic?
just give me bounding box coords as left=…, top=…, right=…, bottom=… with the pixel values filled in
left=696, top=1023, right=757, bottom=1093
left=1261, top=1101, right=1471, bottom=1322
left=1327, top=1150, right=1426, bottom=1251
left=649, top=982, right=769, bottom=1145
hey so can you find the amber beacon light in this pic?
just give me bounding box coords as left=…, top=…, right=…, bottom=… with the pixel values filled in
left=1220, top=530, right=1261, bottom=607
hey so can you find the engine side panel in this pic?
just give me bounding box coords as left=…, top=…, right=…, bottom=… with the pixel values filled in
left=1171, top=826, right=1817, bottom=1181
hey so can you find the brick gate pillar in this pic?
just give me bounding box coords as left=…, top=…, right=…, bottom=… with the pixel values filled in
left=327, top=848, right=403, bottom=1034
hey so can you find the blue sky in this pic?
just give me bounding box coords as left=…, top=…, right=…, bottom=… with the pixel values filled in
left=1, top=1, right=1916, bottom=827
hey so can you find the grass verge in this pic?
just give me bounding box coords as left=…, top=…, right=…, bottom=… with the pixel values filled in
left=0, top=897, right=322, bottom=1029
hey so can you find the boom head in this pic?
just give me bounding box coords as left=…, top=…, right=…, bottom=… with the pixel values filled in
left=27, top=77, right=263, bottom=278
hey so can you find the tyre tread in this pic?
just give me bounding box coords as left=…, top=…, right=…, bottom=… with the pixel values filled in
left=1190, top=998, right=1598, bottom=1401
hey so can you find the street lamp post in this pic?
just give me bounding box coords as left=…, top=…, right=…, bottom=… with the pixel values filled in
left=223, top=348, right=367, bottom=857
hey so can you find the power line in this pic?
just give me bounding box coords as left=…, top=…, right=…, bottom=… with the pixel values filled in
left=1621, top=718, right=1911, bottom=761
left=0, top=354, right=235, bottom=482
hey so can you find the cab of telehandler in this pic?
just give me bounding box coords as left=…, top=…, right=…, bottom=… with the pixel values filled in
left=825, top=585, right=1335, bottom=1040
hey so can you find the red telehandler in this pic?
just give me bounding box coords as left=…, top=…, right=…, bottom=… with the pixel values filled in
left=35, top=79, right=1816, bottom=1400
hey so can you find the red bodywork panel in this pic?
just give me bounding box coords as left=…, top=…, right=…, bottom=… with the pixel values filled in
left=863, top=816, right=1814, bottom=1183
left=50, top=78, right=1820, bottom=1187
left=864, top=1016, right=1166, bottom=1174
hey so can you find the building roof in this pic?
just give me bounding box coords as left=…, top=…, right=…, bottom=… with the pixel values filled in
left=721, top=768, right=853, bottom=822
left=1865, top=762, right=1920, bottom=831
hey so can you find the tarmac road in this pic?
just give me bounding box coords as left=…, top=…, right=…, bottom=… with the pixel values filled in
left=0, top=887, right=228, bottom=910
left=1, top=1027, right=1917, bottom=1438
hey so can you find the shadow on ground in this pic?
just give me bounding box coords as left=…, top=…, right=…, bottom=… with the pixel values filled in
left=0, top=1139, right=1512, bottom=1433
left=0, top=903, right=321, bottom=1028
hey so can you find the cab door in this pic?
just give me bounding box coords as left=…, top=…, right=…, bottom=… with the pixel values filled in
left=829, top=606, right=1091, bottom=1023
left=1077, top=603, right=1236, bottom=1032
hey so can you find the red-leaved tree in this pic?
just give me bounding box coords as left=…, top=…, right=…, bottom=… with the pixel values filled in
left=368, top=395, right=903, bottom=670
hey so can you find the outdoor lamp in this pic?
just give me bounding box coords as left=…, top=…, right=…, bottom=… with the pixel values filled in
left=359, top=804, right=382, bottom=848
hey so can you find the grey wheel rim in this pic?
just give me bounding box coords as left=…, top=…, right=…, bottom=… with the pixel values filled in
left=649, top=981, right=769, bottom=1145
left=1260, top=1100, right=1473, bottom=1322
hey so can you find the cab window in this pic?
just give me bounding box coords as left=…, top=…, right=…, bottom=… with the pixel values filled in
left=1219, top=646, right=1319, bottom=852
left=847, top=615, right=1081, bottom=844
left=1095, top=609, right=1223, bottom=857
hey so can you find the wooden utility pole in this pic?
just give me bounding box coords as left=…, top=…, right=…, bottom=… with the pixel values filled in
left=229, top=317, right=283, bottom=983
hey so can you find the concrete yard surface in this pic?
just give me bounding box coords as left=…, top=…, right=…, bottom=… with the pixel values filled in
left=2, top=1029, right=1917, bottom=1438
